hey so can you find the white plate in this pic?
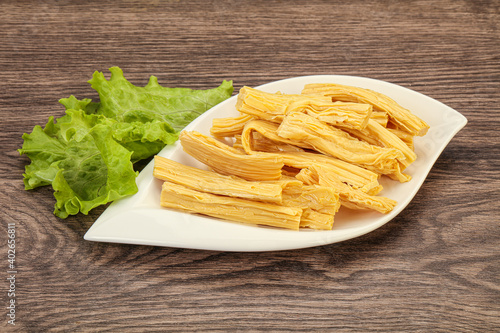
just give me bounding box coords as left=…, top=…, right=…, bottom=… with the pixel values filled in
left=84, top=75, right=467, bottom=251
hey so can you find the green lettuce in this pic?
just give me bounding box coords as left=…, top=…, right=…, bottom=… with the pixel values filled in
left=19, top=67, right=233, bottom=218
left=89, top=67, right=234, bottom=131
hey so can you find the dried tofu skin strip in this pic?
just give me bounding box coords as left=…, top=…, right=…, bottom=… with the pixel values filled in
left=279, top=152, right=380, bottom=193
left=299, top=209, right=335, bottom=230
left=297, top=166, right=396, bottom=214
left=237, top=86, right=371, bottom=130
left=265, top=176, right=303, bottom=190
left=153, top=155, right=283, bottom=203
left=370, top=110, right=389, bottom=127
left=284, top=99, right=372, bottom=130
left=236, top=86, right=299, bottom=122
left=302, top=83, right=430, bottom=136
left=281, top=183, right=340, bottom=216
left=160, top=181, right=302, bottom=230
left=249, top=132, right=306, bottom=153
left=240, top=120, right=381, bottom=192
left=241, top=119, right=314, bottom=154
left=343, top=119, right=417, bottom=168
left=281, top=183, right=340, bottom=230
left=387, top=128, right=414, bottom=150
left=211, top=114, right=255, bottom=138
left=276, top=112, right=409, bottom=181
left=180, top=131, right=284, bottom=181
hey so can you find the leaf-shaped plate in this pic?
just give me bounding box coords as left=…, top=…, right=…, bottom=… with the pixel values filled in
left=84, top=75, right=467, bottom=251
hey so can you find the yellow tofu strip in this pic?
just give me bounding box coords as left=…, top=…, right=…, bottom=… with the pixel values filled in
left=153, top=155, right=284, bottom=204
left=297, top=166, right=396, bottom=214
left=241, top=119, right=314, bottom=153
left=299, top=209, right=335, bottom=230
left=240, top=120, right=381, bottom=192
left=343, top=119, right=417, bottom=168
left=236, top=86, right=300, bottom=122
left=248, top=132, right=306, bottom=153
left=160, top=181, right=302, bottom=230
left=236, top=86, right=371, bottom=130
left=387, top=128, right=414, bottom=150
left=280, top=182, right=340, bottom=230
left=210, top=114, right=255, bottom=138
left=302, top=83, right=430, bottom=136
left=276, top=112, right=409, bottom=180
left=284, top=99, right=372, bottom=130
left=281, top=183, right=340, bottom=216
left=279, top=152, right=381, bottom=193
left=180, top=131, right=284, bottom=181
left=370, top=110, right=389, bottom=127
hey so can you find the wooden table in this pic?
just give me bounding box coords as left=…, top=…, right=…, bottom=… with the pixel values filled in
left=1, top=0, right=498, bottom=331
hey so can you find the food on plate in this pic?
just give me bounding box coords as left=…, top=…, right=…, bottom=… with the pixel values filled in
left=211, top=114, right=255, bottom=137
left=19, top=67, right=233, bottom=218
left=276, top=112, right=410, bottom=181
left=302, top=83, right=430, bottom=136
left=155, top=156, right=341, bottom=230
left=370, top=110, right=389, bottom=127
left=179, top=131, right=284, bottom=181
left=342, top=119, right=417, bottom=168
left=296, top=166, right=396, bottom=214
left=153, top=155, right=284, bottom=203
left=160, top=180, right=303, bottom=230
left=155, top=82, right=429, bottom=230
left=236, top=86, right=372, bottom=130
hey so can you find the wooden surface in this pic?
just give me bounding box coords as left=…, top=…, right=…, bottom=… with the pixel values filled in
left=1, top=0, right=499, bottom=331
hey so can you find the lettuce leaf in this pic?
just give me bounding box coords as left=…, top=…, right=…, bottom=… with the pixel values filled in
left=89, top=67, right=233, bottom=130
left=19, top=67, right=234, bottom=218
left=20, top=110, right=138, bottom=218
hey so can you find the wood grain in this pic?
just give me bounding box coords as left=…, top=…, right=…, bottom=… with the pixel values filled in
left=1, top=0, right=499, bottom=331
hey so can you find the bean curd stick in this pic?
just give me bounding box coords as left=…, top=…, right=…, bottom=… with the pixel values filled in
left=153, top=155, right=284, bottom=203
left=283, top=100, right=372, bottom=130
left=210, top=114, right=255, bottom=138
left=180, top=131, right=284, bottom=181
left=343, top=119, right=417, bottom=168
left=370, top=110, right=389, bottom=127
left=236, top=86, right=302, bottom=122
left=302, top=83, right=430, bottom=136
left=387, top=128, right=414, bottom=150
left=276, top=112, right=409, bottom=181
left=297, top=166, right=397, bottom=214
left=299, top=209, right=335, bottom=230
left=245, top=131, right=306, bottom=153
left=281, top=182, right=340, bottom=230
left=160, top=181, right=302, bottom=230
left=241, top=119, right=314, bottom=153
left=240, top=121, right=381, bottom=192
left=236, top=86, right=372, bottom=130
left=281, top=183, right=340, bottom=216
left=281, top=153, right=381, bottom=194
left=279, top=152, right=381, bottom=194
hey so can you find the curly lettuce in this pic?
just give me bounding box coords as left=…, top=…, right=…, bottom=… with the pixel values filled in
left=19, top=67, right=233, bottom=218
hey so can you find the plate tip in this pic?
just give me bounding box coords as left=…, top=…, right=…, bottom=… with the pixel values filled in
left=83, top=228, right=95, bottom=241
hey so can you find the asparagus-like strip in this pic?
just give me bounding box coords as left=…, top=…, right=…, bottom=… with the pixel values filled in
left=297, top=166, right=396, bottom=214
left=237, top=86, right=372, bottom=129
left=302, top=83, right=429, bottom=136
left=240, top=119, right=381, bottom=192
left=160, top=181, right=302, bottom=230
left=153, top=155, right=284, bottom=203
left=342, top=119, right=417, bottom=168
left=210, top=114, right=255, bottom=137
left=180, top=131, right=284, bottom=181
left=277, top=113, right=409, bottom=181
